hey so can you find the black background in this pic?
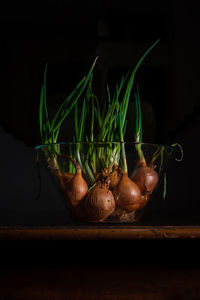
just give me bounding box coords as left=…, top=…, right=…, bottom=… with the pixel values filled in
left=0, top=0, right=200, bottom=288
left=0, top=0, right=200, bottom=224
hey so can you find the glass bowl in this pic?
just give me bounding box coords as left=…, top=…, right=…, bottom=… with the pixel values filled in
left=35, top=142, right=177, bottom=223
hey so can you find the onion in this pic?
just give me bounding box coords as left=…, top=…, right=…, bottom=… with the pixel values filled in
left=113, top=171, right=142, bottom=212
left=57, top=154, right=88, bottom=207
left=110, top=209, right=137, bottom=222
left=110, top=165, right=122, bottom=190
left=64, top=165, right=88, bottom=207
left=131, top=161, right=159, bottom=195
left=84, top=179, right=115, bottom=222
left=58, top=172, right=74, bottom=191
left=109, top=207, right=126, bottom=220
left=140, top=194, right=150, bottom=209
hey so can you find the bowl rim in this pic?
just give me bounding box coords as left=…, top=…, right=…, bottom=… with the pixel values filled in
left=35, top=141, right=175, bottom=151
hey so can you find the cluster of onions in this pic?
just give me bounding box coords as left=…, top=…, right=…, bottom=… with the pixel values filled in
left=38, top=40, right=163, bottom=222
left=58, top=158, right=116, bottom=222
left=56, top=152, right=159, bottom=222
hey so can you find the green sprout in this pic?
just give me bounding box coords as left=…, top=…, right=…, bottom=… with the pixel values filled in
left=39, top=40, right=160, bottom=185
left=39, top=57, right=99, bottom=146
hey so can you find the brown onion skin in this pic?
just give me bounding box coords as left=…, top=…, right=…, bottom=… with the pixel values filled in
left=110, top=209, right=137, bottom=222
left=110, top=165, right=121, bottom=190
left=64, top=167, right=88, bottom=207
left=84, top=182, right=115, bottom=222
left=140, top=193, right=150, bottom=209
left=109, top=207, right=126, bottom=220
left=131, top=163, right=159, bottom=195
left=58, top=172, right=74, bottom=191
left=113, top=172, right=142, bottom=212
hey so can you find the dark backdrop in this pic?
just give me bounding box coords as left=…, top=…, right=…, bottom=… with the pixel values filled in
left=0, top=0, right=200, bottom=225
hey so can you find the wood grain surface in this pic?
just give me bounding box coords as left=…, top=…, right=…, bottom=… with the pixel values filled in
left=1, top=226, right=200, bottom=299
left=1, top=225, right=200, bottom=240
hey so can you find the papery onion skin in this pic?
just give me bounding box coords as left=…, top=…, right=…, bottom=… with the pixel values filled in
left=140, top=193, right=150, bottom=209
left=131, top=164, right=159, bottom=195
left=56, top=154, right=88, bottom=207
left=113, top=210, right=137, bottom=222
left=113, top=172, right=142, bottom=212
left=109, top=207, right=127, bottom=220
left=84, top=182, right=115, bottom=222
left=58, top=172, right=74, bottom=191
left=64, top=167, right=88, bottom=207
left=110, top=165, right=121, bottom=190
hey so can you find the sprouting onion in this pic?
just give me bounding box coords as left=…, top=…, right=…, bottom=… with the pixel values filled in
left=39, top=57, right=98, bottom=148
left=39, top=57, right=98, bottom=172
left=38, top=40, right=171, bottom=220
left=131, top=85, right=159, bottom=204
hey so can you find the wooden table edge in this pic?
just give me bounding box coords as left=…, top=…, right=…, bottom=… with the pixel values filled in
left=0, top=225, right=200, bottom=240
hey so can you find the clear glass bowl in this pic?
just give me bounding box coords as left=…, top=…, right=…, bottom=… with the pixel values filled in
left=35, top=142, right=177, bottom=223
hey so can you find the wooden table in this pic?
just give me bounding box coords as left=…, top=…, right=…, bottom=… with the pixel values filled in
left=1, top=224, right=200, bottom=240
left=1, top=224, right=200, bottom=299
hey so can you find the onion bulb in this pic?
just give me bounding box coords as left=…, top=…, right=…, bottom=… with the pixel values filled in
left=58, top=172, right=74, bottom=191
left=140, top=194, right=150, bottom=209
left=57, top=154, right=88, bottom=207
left=110, top=165, right=122, bottom=190
left=84, top=179, right=115, bottom=222
left=64, top=165, right=88, bottom=207
left=113, top=171, right=142, bottom=212
left=131, top=161, right=159, bottom=196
